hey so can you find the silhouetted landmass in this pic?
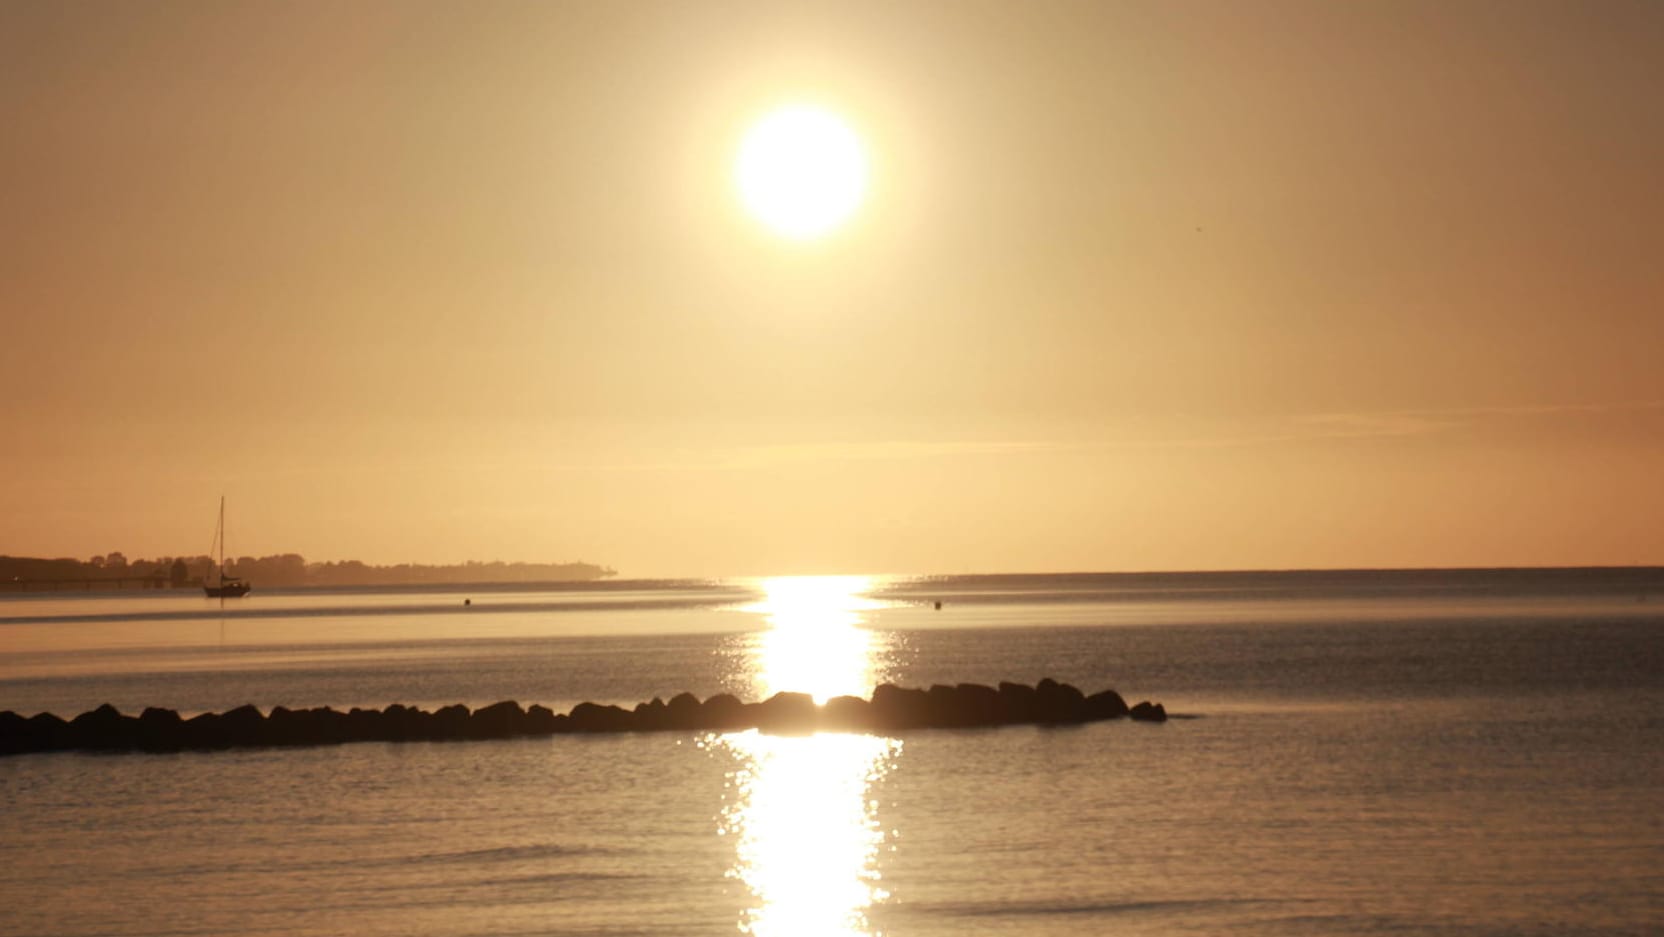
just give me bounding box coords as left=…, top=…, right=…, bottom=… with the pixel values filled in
left=0, top=679, right=1167, bottom=756
left=283, top=556, right=615, bottom=587
left=0, top=554, right=615, bottom=591
left=878, top=566, right=1664, bottom=605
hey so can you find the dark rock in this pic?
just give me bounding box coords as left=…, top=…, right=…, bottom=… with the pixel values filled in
left=380, top=704, right=424, bottom=742
left=345, top=707, right=384, bottom=742
left=318, top=707, right=351, bottom=743
left=318, top=707, right=352, bottom=743
left=754, top=692, right=817, bottom=734
left=1035, top=679, right=1087, bottom=724
left=525, top=704, right=559, bottom=734
left=267, top=706, right=326, bottom=746
left=137, top=707, right=185, bottom=751
left=184, top=711, right=227, bottom=748
left=221, top=704, right=265, bottom=745
left=472, top=700, right=527, bottom=739
left=285, top=707, right=348, bottom=746
left=871, top=683, right=931, bottom=729
left=0, top=711, right=27, bottom=754
left=71, top=703, right=135, bottom=750
left=568, top=701, right=633, bottom=733
left=997, top=682, right=1038, bottom=722
left=632, top=697, right=670, bottom=732
left=139, top=706, right=181, bottom=725
left=1084, top=689, right=1129, bottom=720
left=266, top=706, right=300, bottom=745
left=821, top=695, right=872, bottom=732
left=1129, top=700, right=1167, bottom=722
left=664, top=692, right=702, bottom=730
left=432, top=704, right=472, bottom=740
left=954, top=683, right=1003, bottom=726
left=925, top=684, right=966, bottom=726
left=8, top=711, right=69, bottom=754
left=1, top=711, right=71, bottom=755
left=29, top=711, right=72, bottom=752
left=699, top=693, right=747, bottom=730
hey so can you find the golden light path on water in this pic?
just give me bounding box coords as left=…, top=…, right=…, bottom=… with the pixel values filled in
left=710, top=576, right=901, bottom=937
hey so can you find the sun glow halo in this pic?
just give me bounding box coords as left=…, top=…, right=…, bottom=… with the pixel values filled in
left=735, top=105, right=868, bottom=240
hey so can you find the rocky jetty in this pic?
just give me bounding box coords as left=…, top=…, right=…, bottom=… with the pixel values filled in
left=0, top=679, right=1167, bottom=757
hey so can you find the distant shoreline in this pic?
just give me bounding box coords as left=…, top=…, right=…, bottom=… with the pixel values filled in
left=4, top=563, right=1660, bottom=598
left=0, top=554, right=616, bottom=593
left=0, top=578, right=720, bottom=597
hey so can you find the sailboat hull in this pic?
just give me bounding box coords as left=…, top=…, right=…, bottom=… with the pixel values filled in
left=204, top=582, right=251, bottom=598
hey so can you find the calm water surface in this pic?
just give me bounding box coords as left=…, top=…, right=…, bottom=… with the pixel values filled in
left=2, top=571, right=1661, bottom=936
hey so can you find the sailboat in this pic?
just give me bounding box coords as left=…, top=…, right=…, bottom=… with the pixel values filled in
left=204, top=496, right=251, bottom=598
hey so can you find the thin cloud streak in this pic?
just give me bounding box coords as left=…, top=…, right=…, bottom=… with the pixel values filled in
left=489, top=398, right=1664, bottom=475
left=705, top=399, right=1664, bottom=469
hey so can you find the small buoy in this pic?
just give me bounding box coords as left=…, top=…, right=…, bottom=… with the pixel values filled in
left=464, top=598, right=472, bottom=606
left=933, top=601, right=942, bottom=610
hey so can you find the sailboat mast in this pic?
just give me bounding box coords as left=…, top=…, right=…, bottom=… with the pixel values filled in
left=217, top=495, right=226, bottom=583
left=203, top=495, right=251, bottom=598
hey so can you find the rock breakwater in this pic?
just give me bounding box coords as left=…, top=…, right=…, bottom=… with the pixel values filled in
left=0, top=679, right=1167, bottom=756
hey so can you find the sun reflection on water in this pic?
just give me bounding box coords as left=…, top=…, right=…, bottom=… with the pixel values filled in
left=738, top=575, right=890, bottom=702
left=714, top=575, right=901, bottom=937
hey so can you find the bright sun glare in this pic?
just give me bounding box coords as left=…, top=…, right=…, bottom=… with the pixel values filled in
left=735, top=105, right=868, bottom=240
left=740, top=575, right=884, bottom=703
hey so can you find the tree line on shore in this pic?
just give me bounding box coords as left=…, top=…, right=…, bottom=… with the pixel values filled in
left=0, top=554, right=615, bottom=588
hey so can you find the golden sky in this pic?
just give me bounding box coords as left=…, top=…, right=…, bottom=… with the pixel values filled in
left=4, top=1, right=1661, bottom=576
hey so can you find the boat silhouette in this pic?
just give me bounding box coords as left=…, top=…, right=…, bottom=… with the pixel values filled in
left=204, top=496, right=251, bottom=598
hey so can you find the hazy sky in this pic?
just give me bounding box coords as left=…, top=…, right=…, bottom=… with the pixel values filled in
left=4, top=1, right=1661, bottom=577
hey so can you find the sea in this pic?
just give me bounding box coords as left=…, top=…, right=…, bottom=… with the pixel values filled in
left=2, top=569, right=1661, bottom=937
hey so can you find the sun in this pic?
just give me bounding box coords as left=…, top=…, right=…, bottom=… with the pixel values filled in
left=734, top=105, right=868, bottom=240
